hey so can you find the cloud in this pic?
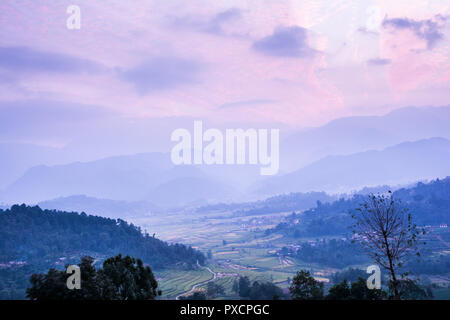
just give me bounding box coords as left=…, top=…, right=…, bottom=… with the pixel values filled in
left=358, top=27, right=379, bottom=36
left=0, top=100, right=114, bottom=130
left=367, top=58, right=391, bottom=66
left=218, top=99, right=276, bottom=109
left=0, top=46, right=104, bottom=75
left=203, top=8, right=242, bottom=35
left=171, top=8, right=241, bottom=36
left=118, top=56, right=203, bottom=94
left=0, top=99, right=118, bottom=144
left=252, top=26, right=316, bottom=58
left=383, top=15, right=447, bottom=49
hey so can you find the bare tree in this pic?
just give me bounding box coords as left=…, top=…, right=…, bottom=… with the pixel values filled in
left=351, top=191, right=424, bottom=299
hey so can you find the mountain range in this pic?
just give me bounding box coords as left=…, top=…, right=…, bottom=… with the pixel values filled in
left=257, top=137, right=450, bottom=195
left=2, top=106, right=450, bottom=208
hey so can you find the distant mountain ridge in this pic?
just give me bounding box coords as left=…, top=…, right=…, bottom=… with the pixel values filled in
left=257, top=137, right=450, bottom=195
left=3, top=137, right=450, bottom=206
left=2, top=106, right=450, bottom=207
left=38, top=195, right=160, bottom=218
left=281, top=105, right=450, bottom=170
left=0, top=152, right=236, bottom=205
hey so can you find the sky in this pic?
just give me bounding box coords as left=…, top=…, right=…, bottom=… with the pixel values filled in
left=0, top=0, right=449, bottom=152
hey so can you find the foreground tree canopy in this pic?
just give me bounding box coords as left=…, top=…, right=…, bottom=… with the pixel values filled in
left=289, top=270, right=324, bottom=300
left=26, top=254, right=160, bottom=300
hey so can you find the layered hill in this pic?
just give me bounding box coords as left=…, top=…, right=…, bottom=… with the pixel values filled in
left=257, top=137, right=450, bottom=196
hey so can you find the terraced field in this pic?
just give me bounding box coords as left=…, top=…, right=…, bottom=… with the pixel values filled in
left=156, top=268, right=212, bottom=298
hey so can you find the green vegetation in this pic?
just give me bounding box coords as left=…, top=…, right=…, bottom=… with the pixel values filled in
left=267, top=177, right=450, bottom=239
left=234, top=276, right=286, bottom=300
left=157, top=268, right=212, bottom=298
left=0, top=205, right=205, bottom=299
left=197, top=192, right=336, bottom=217
left=206, top=281, right=225, bottom=299
left=331, top=268, right=369, bottom=284
left=27, top=254, right=160, bottom=300
left=282, top=239, right=368, bottom=268
left=289, top=270, right=324, bottom=300
left=179, top=291, right=207, bottom=300
left=326, top=278, right=386, bottom=300
left=289, top=269, right=432, bottom=300
left=2, top=178, right=450, bottom=300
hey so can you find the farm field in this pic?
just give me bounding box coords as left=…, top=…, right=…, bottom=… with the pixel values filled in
left=156, top=268, right=213, bottom=299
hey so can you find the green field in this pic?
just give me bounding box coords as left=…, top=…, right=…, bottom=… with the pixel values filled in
left=156, top=268, right=213, bottom=298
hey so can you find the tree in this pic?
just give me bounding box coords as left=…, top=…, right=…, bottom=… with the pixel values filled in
left=289, top=270, right=324, bottom=300
left=238, top=276, right=251, bottom=298
left=394, top=279, right=431, bottom=300
left=325, top=277, right=386, bottom=300
left=232, top=279, right=239, bottom=294
left=99, top=254, right=159, bottom=300
left=248, top=281, right=284, bottom=300
left=179, top=291, right=207, bottom=300
left=26, top=254, right=160, bottom=300
left=206, top=282, right=224, bottom=299
left=349, top=277, right=386, bottom=300
left=27, top=256, right=100, bottom=300
left=326, top=279, right=351, bottom=300
left=351, top=192, right=424, bottom=299
left=331, top=268, right=367, bottom=284
left=27, top=268, right=71, bottom=300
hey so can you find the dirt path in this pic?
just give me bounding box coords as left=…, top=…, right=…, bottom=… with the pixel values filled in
left=175, top=262, right=216, bottom=300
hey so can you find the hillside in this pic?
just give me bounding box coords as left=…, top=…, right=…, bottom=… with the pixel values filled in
left=197, top=191, right=337, bottom=216
left=267, top=177, right=450, bottom=238
left=0, top=205, right=205, bottom=299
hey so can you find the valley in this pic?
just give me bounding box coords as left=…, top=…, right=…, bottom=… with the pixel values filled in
left=132, top=179, right=450, bottom=299
left=137, top=209, right=363, bottom=299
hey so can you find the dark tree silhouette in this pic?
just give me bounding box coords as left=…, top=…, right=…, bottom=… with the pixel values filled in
left=326, top=277, right=386, bottom=300
left=289, top=270, right=324, bottom=300
left=238, top=276, right=251, bottom=298
left=178, top=291, right=207, bottom=300
left=206, top=282, right=224, bottom=299
left=26, top=254, right=160, bottom=300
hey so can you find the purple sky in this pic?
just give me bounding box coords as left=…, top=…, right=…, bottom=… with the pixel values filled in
left=0, top=0, right=449, bottom=150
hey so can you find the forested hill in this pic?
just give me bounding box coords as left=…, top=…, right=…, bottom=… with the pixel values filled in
left=0, top=204, right=205, bottom=269
left=267, top=177, right=450, bottom=238
left=196, top=191, right=337, bottom=216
